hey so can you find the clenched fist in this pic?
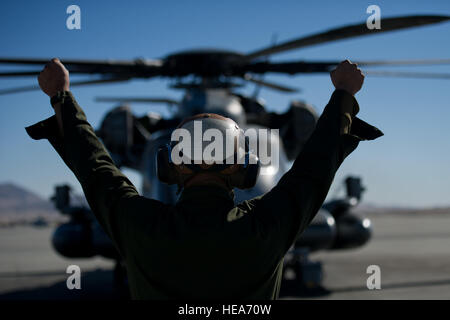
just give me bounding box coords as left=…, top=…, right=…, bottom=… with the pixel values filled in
left=38, top=58, right=70, bottom=98
left=330, top=60, right=364, bottom=95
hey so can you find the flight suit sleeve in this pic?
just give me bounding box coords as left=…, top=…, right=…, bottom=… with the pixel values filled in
left=246, top=89, right=383, bottom=255
left=25, top=91, right=161, bottom=257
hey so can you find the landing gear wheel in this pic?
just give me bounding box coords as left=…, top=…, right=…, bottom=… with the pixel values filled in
left=281, top=248, right=330, bottom=297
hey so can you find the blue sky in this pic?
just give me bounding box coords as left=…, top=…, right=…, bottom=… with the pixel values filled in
left=0, top=0, right=449, bottom=207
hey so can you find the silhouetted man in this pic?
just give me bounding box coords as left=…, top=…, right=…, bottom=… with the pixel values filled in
left=26, top=58, right=382, bottom=299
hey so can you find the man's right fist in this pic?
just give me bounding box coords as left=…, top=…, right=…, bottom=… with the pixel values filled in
left=38, top=58, right=70, bottom=98
left=330, top=60, right=364, bottom=96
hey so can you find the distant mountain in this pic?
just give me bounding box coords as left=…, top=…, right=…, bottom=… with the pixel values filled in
left=0, top=182, right=59, bottom=225
left=0, top=183, right=55, bottom=213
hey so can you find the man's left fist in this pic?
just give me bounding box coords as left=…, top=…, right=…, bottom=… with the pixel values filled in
left=38, top=58, right=70, bottom=98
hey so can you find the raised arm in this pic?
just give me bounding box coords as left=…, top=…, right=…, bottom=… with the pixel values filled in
left=247, top=60, right=383, bottom=255
left=26, top=59, right=164, bottom=257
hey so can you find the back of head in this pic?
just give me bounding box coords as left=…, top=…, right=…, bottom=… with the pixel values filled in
left=156, top=113, right=260, bottom=190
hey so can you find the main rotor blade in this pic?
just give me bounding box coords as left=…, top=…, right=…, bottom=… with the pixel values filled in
left=0, top=69, right=96, bottom=77
left=245, top=61, right=336, bottom=74
left=96, top=97, right=179, bottom=105
left=0, top=57, right=162, bottom=67
left=0, top=71, right=41, bottom=77
left=364, top=71, right=450, bottom=79
left=5, top=59, right=447, bottom=78
left=246, top=15, right=450, bottom=60
left=0, top=58, right=164, bottom=77
left=245, top=58, right=450, bottom=75
left=356, top=58, right=450, bottom=67
left=0, top=77, right=131, bottom=95
left=243, top=74, right=299, bottom=92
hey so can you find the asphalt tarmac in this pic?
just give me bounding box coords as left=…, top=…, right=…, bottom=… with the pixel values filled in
left=1, top=210, right=450, bottom=300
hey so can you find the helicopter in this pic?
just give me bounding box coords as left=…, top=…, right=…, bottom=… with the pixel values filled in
left=1, top=14, right=450, bottom=296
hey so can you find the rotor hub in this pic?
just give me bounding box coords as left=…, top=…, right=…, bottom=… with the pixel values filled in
left=163, top=49, right=246, bottom=77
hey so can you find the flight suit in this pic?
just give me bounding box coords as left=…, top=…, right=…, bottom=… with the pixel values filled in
left=26, top=89, right=382, bottom=299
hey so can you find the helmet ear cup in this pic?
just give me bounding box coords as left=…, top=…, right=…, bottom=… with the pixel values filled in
left=156, top=145, right=178, bottom=185
left=225, top=136, right=261, bottom=189
left=227, top=153, right=260, bottom=189
left=242, top=153, right=260, bottom=189
left=238, top=136, right=260, bottom=189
